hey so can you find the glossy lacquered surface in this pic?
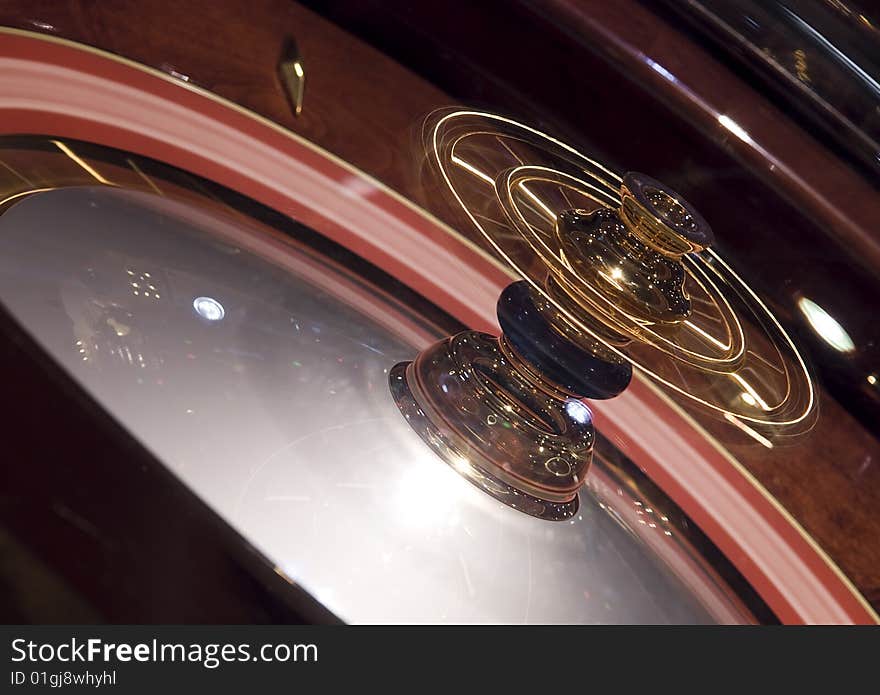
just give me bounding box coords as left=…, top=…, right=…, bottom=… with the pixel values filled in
left=0, top=185, right=748, bottom=623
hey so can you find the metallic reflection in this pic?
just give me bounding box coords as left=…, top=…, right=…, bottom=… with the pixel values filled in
left=193, top=296, right=226, bottom=322
left=425, top=108, right=816, bottom=432
left=0, top=183, right=750, bottom=623
left=52, top=140, right=112, bottom=185
left=717, top=114, right=753, bottom=143
left=565, top=399, right=592, bottom=425
left=278, top=37, right=306, bottom=118
left=797, top=296, right=855, bottom=353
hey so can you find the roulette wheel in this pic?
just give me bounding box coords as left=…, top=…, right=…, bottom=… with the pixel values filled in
left=0, top=0, right=878, bottom=624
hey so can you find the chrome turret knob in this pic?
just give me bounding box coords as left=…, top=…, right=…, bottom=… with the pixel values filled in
left=390, top=275, right=631, bottom=520
left=390, top=172, right=721, bottom=520
left=620, top=172, right=714, bottom=257
left=553, top=173, right=714, bottom=327
left=410, top=109, right=815, bottom=453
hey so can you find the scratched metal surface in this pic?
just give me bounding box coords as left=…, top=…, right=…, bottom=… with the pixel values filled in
left=0, top=186, right=714, bottom=623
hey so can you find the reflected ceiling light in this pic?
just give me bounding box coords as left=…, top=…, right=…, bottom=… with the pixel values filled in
left=717, top=115, right=752, bottom=144
left=731, top=373, right=771, bottom=411
left=740, top=392, right=758, bottom=407
left=193, top=296, right=225, bottom=322
left=395, top=458, right=464, bottom=528
left=646, top=58, right=677, bottom=83
left=797, top=297, right=854, bottom=353
left=565, top=399, right=592, bottom=425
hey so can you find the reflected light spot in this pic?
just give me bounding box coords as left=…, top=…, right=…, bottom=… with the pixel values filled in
left=731, top=373, right=771, bottom=411
left=869, top=374, right=877, bottom=385
left=798, top=297, right=854, bottom=353
left=646, top=58, right=677, bottom=83
left=718, top=115, right=752, bottom=144
left=565, top=399, right=592, bottom=425
left=395, top=460, right=465, bottom=529
left=451, top=455, right=471, bottom=475
left=193, top=296, right=225, bottom=321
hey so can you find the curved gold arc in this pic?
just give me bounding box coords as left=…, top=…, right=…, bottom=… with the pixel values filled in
left=431, top=110, right=812, bottom=426
left=496, top=165, right=748, bottom=372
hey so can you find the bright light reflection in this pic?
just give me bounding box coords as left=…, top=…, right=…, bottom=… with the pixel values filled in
left=731, top=373, right=771, bottom=411
left=193, top=296, right=225, bottom=321
left=565, top=399, right=592, bottom=425
left=797, top=297, right=854, bottom=353
left=395, top=460, right=465, bottom=529
left=646, top=58, right=677, bottom=83
left=717, top=115, right=752, bottom=144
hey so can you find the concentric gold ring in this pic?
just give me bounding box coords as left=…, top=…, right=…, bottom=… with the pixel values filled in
left=427, top=108, right=814, bottom=427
